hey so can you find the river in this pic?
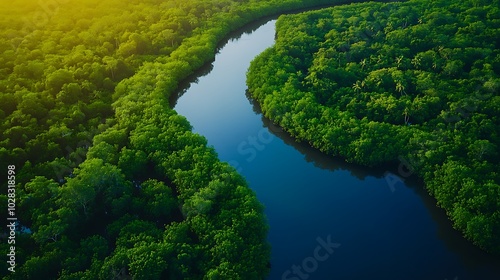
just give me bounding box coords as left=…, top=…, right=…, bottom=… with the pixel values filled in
left=171, top=16, right=500, bottom=280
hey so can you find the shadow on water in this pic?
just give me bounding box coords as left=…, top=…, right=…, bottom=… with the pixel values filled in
left=404, top=175, right=500, bottom=272
left=245, top=89, right=500, bottom=274
left=245, top=89, right=389, bottom=180
left=169, top=5, right=500, bottom=277
left=169, top=62, right=214, bottom=108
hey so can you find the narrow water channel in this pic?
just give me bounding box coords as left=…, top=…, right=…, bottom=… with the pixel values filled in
left=171, top=17, right=500, bottom=280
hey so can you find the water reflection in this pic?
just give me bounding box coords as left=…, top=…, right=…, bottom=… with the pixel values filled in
left=246, top=89, right=388, bottom=180
left=245, top=76, right=500, bottom=275
left=171, top=10, right=500, bottom=279
left=169, top=62, right=214, bottom=107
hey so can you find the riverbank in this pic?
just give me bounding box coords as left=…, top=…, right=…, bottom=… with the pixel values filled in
left=247, top=0, right=500, bottom=257
left=174, top=18, right=500, bottom=280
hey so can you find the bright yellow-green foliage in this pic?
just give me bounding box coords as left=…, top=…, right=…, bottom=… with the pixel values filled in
left=247, top=0, right=500, bottom=254
left=0, top=0, right=351, bottom=279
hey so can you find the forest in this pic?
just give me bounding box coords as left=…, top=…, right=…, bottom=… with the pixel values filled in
left=247, top=0, right=500, bottom=255
left=0, top=0, right=352, bottom=279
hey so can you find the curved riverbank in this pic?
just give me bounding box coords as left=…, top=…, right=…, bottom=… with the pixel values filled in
left=173, top=17, right=500, bottom=279
left=247, top=0, right=500, bottom=256
left=2, top=1, right=372, bottom=278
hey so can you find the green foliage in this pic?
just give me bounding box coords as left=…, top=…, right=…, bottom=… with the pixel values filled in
left=1, top=0, right=353, bottom=278
left=247, top=0, right=500, bottom=254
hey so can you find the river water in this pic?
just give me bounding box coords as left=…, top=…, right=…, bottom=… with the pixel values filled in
left=171, top=17, right=500, bottom=280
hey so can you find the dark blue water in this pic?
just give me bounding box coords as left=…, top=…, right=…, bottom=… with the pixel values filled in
left=172, top=18, right=500, bottom=280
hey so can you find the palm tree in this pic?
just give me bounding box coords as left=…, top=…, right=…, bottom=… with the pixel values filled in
left=352, top=80, right=363, bottom=94
left=437, top=45, right=449, bottom=60
left=360, top=58, right=367, bottom=69
left=396, top=81, right=406, bottom=96
left=411, top=56, right=421, bottom=69
left=403, top=107, right=410, bottom=125
left=396, top=56, right=403, bottom=68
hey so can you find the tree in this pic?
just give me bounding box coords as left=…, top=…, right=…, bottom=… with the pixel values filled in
left=140, top=179, right=178, bottom=222
left=87, top=141, right=118, bottom=163
left=46, top=69, right=75, bottom=95
left=403, top=107, right=410, bottom=125
left=17, top=91, right=49, bottom=120
left=443, top=60, right=464, bottom=77
left=468, top=139, right=496, bottom=160
left=396, top=55, right=404, bottom=68
left=118, top=148, right=148, bottom=179
left=127, top=243, right=168, bottom=280
left=352, top=80, right=363, bottom=94
left=396, top=81, right=406, bottom=96
left=59, top=158, right=129, bottom=219
left=360, top=58, right=367, bottom=69
left=411, top=56, right=421, bottom=69
left=102, top=56, right=118, bottom=80
left=22, top=176, right=60, bottom=223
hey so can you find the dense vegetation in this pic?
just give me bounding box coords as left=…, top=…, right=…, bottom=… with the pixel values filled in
left=247, top=0, right=500, bottom=254
left=0, top=0, right=357, bottom=278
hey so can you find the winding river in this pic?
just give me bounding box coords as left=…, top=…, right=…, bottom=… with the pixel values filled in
left=171, top=16, right=500, bottom=280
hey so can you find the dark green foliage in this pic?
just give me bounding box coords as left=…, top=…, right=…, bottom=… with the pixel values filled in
left=0, top=0, right=361, bottom=278
left=247, top=0, right=500, bottom=254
